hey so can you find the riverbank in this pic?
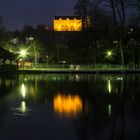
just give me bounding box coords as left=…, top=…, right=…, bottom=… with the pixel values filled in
left=17, top=69, right=140, bottom=74
left=0, top=64, right=140, bottom=74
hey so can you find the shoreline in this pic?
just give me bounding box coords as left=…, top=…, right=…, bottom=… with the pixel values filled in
left=1, top=69, right=140, bottom=74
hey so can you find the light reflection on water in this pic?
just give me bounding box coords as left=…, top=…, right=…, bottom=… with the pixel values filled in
left=11, top=101, right=33, bottom=116
left=54, top=94, right=83, bottom=117
left=20, top=101, right=26, bottom=113
left=0, top=74, right=140, bottom=140
left=21, top=83, right=26, bottom=99
left=108, top=80, right=112, bottom=94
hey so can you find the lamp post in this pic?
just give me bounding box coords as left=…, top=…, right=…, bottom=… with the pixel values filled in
left=105, top=50, right=114, bottom=67
left=107, top=51, right=112, bottom=57
left=20, top=50, right=27, bottom=57
left=106, top=50, right=113, bottom=58
left=19, top=49, right=27, bottom=69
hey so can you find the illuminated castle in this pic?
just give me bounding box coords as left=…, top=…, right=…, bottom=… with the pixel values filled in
left=54, top=16, right=82, bottom=31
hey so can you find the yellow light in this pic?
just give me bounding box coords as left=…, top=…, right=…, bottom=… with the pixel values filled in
left=54, top=94, right=83, bottom=116
left=21, top=101, right=26, bottom=113
left=54, top=17, right=82, bottom=31
left=107, top=51, right=112, bottom=56
left=21, top=83, right=26, bottom=99
left=108, top=80, right=112, bottom=94
left=20, top=50, right=27, bottom=57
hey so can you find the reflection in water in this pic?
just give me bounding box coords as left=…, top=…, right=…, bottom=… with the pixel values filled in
left=21, top=83, right=26, bottom=99
left=117, top=77, right=123, bottom=81
left=76, top=74, right=80, bottom=82
left=0, top=74, right=140, bottom=140
left=12, top=101, right=32, bottom=116
left=54, top=94, right=83, bottom=116
left=108, top=80, right=112, bottom=94
left=21, top=101, right=26, bottom=113
left=108, top=104, right=112, bottom=116
left=0, top=78, right=16, bottom=88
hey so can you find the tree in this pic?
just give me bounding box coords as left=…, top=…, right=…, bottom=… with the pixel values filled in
left=133, top=0, right=140, bottom=11
left=0, top=17, right=7, bottom=47
left=74, top=0, right=91, bottom=28
left=29, top=40, right=41, bottom=64
left=105, top=0, right=131, bottom=67
left=22, top=25, right=36, bottom=37
left=130, top=0, right=140, bottom=25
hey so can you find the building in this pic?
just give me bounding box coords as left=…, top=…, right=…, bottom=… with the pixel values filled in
left=54, top=16, right=82, bottom=31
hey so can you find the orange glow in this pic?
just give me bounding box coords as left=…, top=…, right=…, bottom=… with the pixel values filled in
left=18, top=61, right=32, bottom=67
left=54, top=17, right=82, bottom=31
left=54, top=94, right=83, bottom=116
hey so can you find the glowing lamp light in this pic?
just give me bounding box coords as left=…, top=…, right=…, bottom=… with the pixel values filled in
left=54, top=94, right=83, bottom=116
left=105, top=50, right=114, bottom=59
left=107, top=51, right=112, bottom=57
left=20, top=50, right=27, bottom=57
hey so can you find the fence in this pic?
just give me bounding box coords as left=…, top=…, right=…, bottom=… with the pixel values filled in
left=18, top=63, right=137, bottom=71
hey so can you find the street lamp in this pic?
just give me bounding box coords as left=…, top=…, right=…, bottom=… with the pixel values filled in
left=105, top=50, right=114, bottom=66
left=106, top=50, right=113, bottom=58
left=19, top=49, right=27, bottom=69
left=107, top=51, right=112, bottom=57
left=20, top=49, right=27, bottom=58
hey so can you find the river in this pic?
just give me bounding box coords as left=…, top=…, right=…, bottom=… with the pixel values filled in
left=0, top=74, right=140, bottom=140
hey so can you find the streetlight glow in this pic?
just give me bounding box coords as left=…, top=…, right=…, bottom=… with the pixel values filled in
left=107, top=51, right=112, bottom=57
left=20, top=49, right=27, bottom=57
left=105, top=50, right=114, bottom=59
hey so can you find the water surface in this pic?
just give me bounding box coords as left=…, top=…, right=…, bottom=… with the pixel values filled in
left=0, top=74, right=140, bottom=140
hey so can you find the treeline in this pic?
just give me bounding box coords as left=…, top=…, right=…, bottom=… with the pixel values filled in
left=0, top=0, right=140, bottom=67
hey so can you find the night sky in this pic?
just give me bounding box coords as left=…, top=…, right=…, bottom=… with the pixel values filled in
left=0, top=0, right=76, bottom=30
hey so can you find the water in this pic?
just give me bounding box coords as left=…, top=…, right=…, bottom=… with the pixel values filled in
left=0, top=74, right=140, bottom=140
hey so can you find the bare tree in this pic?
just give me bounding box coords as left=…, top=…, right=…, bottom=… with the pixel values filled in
left=131, top=0, right=140, bottom=23
left=74, top=0, right=91, bottom=28
left=29, top=40, right=41, bottom=65
left=134, top=0, right=140, bottom=10
left=0, top=17, right=7, bottom=47
left=105, top=0, right=131, bottom=67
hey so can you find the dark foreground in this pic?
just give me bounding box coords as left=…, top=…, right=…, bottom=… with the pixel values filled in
left=0, top=74, right=140, bottom=140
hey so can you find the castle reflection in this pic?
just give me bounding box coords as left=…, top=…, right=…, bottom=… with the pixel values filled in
left=0, top=74, right=140, bottom=140
left=54, top=94, right=83, bottom=117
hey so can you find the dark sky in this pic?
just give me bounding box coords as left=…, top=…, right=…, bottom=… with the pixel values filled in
left=0, top=0, right=76, bottom=30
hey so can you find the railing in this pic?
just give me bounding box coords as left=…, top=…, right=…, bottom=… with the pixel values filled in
left=18, top=63, right=140, bottom=71
left=0, top=63, right=139, bottom=73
